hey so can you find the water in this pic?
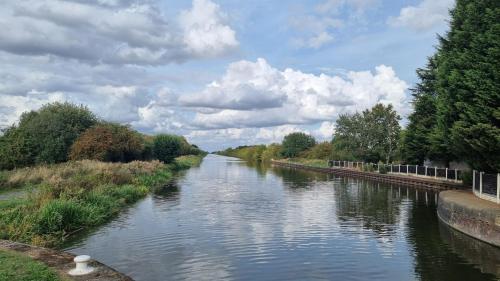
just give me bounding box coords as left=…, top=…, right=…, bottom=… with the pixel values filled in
left=63, top=155, right=500, bottom=281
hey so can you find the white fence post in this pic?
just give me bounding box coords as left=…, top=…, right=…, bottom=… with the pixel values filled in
left=455, top=169, right=458, bottom=182
left=398, top=164, right=401, bottom=173
left=472, top=170, right=475, bottom=192
left=497, top=173, right=499, bottom=204
left=425, top=166, right=427, bottom=176
left=416, top=165, right=418, bottom=176
left=445, top=168, right=448, bottom=180
left=406, top=165, right=409, bottom=175
left=434, top=167, right=437, bottom=179
left=480, top=172, right=483, bottom=196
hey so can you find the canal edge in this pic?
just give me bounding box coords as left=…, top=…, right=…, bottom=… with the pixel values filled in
left=0, top=239, right=134, bottom=281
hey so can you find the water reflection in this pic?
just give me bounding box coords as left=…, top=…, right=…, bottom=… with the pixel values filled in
left=439, top=221, right=500, bottom=277
left=63, top=155, right=499, bottom=281
left=406, top=198, right=498, bottom=281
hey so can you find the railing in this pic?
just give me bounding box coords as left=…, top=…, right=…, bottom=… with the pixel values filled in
left=472, top=170, right=500, bottom=204
left=329, top=160, right=462, bottom=183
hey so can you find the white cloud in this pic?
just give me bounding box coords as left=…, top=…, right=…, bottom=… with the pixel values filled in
left=388, top=0, right=454, bottom=31
left=180, top=0, right=238, bottom=58
left=187, top=58, right=409, bottom=130
left=0, top=0, right=238, bottom=65
left=0, top=91, right=65, bottom=128
left=315, top=121, right=335, bottom=139
left=179, top=58, right=286, bottom=110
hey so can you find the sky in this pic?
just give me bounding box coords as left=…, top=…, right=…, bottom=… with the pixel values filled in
left=0, top=0, right=455, bottom=151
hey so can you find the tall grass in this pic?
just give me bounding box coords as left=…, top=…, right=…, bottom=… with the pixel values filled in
left=0, top=156, right=203, bottom=247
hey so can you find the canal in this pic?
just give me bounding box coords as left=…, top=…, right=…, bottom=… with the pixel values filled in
left=63, top=155, right=500, bottom=281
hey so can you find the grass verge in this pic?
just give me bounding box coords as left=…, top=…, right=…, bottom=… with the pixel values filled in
left=0, top=249, right=64, bottom=281
left=287, top=158, right=329, bottom=168
left=0, top=155, right=204, bottom=247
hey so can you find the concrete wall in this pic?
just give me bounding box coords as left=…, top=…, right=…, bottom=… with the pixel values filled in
left=438, top=190, right=500, bottom=247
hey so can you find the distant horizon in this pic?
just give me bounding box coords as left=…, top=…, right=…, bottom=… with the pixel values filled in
left=0, top=0, right=454, bottom=151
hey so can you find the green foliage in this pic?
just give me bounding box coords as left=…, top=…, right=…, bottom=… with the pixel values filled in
left=35, top=200, right=86, bottom=234
left=0, top=102, right=97, bottom=169
left=153, top=134, right=182, bottom=163
left=300, top=142, right=333, bottom=160
left=281, top=132, right=316, bottom=158
left=0, top=157, right=203, bottom=247
left=333, top=103, right=401, bottom=163
left=0, top=250, right=62, bottom=281
left=261, top=144, right=282, bottom=162
left=405, top=0, right=500, bottom=172
left=69, top=123, right=144, bottom=162
left=402, top=57, right=439, bottom=164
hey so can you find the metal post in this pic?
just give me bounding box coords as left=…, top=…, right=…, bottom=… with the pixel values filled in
left=434, top=167, right=437, bottom=179
left=391, top=164, right=393, bottom=173
left=455, top=169, right=458, bottom=182
left=480, top=172, right=483, bottom=196
left=415, top=165, right=418, bottom=176
left=398, top=164, right=400, bottom=173
left=406, top=165, right=409, bottom=175
left=425, top=166, right=427, bottom=176
left=445, top=168, right=448, bottom=180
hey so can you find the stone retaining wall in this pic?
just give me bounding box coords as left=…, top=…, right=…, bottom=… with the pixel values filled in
left=271, top=160, right=464, bottom=190
left=437, top=190, right=500, bottom=247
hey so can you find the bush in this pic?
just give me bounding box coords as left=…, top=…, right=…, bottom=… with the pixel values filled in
left=261, top=144, right=282, bottom=161
left=0, top=102, right=97, bottom=169
left=69, top=123, right=143, bottom=163
left=153, top=134, right=182, bottom=163
left=300, top=142, right=332, bottom=160
left=461, top=170, right=473, bottom=186
left=281, top=132, right=316, bottom=158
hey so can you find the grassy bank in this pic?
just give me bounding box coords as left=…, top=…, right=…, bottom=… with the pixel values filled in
left=0, top=249, right=63, bottom=281
left=0, top=156, right=203, bottom=247
left=285, top=158, right=329, bottom=168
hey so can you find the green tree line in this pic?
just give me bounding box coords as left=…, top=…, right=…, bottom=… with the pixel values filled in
left=0, top=102, right=205, bottom=170
left=219, top=0, right=499, bottom=172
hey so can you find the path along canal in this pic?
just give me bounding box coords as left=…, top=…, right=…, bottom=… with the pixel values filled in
left=62, top=155, right=500, bottom=281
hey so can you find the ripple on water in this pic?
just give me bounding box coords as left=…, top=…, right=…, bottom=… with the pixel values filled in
left=63, top=155, right=500, bottom=281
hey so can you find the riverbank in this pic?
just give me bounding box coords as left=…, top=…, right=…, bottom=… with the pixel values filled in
left=271, top=159, right=464, bottom=190
left=438, top=190, right=500, bottom=247
left=0, top=239, right=132, bottom=281
left=0, top=155, right=204, bottom=247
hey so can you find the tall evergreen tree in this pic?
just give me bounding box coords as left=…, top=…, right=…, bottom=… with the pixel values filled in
left=434, top=0, right=500, bottom=171
left=403, top=56, right=438, bottom=164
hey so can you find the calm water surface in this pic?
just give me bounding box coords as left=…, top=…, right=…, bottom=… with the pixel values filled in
left=63, top=155, right=500, bottom=281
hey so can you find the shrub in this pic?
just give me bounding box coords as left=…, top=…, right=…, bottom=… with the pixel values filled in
left=153, top=134, right=182, bottom=163
left=300, top=142, right=332, bottom=160
left=69, top=123, right=143, bottom=163
left=261, top=144, right=282, bottom=161
left=281, top=132, right=316, bottom=158
left=0, top=102, right=97, bottom=169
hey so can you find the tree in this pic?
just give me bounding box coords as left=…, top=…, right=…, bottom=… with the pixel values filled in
left=437, top=0, right=500, bottom=171
left=69, top=123, right=144, bottom=162
left=406, top=0, right=500, bottom=171
left=153, top=134, right=182, bottom=163
left=402, top=57, right=439, bottom=164
left=333, top=103, right=401, bottom=163
left=0, top=102, right=97, bottom=169
left=280, top=132, right=316, bottom=158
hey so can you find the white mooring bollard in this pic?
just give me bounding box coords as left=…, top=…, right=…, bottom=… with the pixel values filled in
left=69, top=255, right=95, bottom=276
